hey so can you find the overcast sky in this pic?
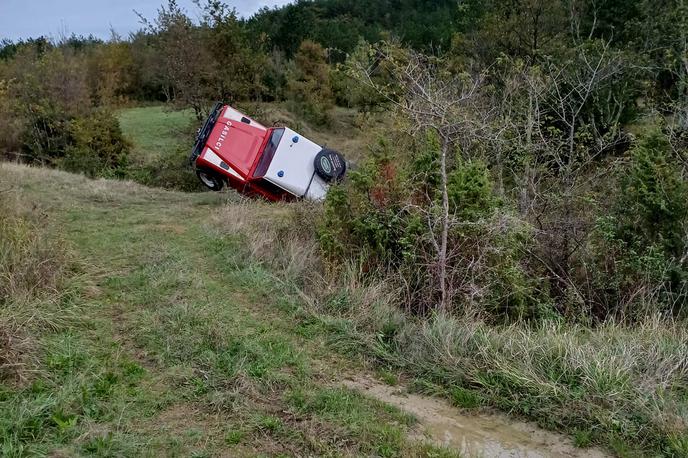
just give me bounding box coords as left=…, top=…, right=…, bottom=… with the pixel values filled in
left=0, top=0, right=292, bottom=42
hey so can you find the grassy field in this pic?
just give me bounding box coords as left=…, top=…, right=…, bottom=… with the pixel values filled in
left=0, top=105, right=427, bottom=457
left=0, top=106, right=572, bottom=457
left=117, top=106, right=196, bottom=162
left=0, top=164, right=462, bottom=457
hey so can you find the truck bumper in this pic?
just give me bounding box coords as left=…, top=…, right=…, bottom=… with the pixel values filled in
left=189, top=102, right=224, bottom=166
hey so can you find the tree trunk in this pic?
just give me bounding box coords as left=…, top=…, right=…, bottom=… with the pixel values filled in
left=520, top=88, right=535, bottom=214
left=438, top=133, right=450, bottom=311
left=680, top=0, right=688, bottom=129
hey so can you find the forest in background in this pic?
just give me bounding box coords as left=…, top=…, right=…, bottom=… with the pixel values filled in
left=2, top=0, right=688, bottom=455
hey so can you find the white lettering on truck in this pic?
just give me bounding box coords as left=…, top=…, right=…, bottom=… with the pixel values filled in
left=215, top=123, right=231, bottom=149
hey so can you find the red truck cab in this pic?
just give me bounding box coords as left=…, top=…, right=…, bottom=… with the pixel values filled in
left=190, top=103, right=345, bottom=201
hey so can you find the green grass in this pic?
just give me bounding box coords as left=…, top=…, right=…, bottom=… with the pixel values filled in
left=0, top=164, right=455, bottom=457
left=117, top=106, right=195, bottom=162
left=116, top=105, right=202, bottom=190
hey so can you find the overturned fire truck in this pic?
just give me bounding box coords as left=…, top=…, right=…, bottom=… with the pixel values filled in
left=190, top=103, right=346, bottom=201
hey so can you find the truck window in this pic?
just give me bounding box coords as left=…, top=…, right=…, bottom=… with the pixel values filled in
left=253, top=128, right=284, bottom=178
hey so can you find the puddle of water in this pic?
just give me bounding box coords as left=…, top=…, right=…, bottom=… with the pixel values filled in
left=343, top=376, right=609, bottom=458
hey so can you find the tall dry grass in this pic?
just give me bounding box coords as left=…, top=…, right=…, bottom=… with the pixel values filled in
left=0, top=192, right=73, bottom=383
left=211, top=199, right=688, bottom=454
left=211, top=198, right=323, bottom=283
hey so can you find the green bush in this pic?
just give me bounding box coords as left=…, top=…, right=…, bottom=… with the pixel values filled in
left=286, top=40, right=334, bottom=126
left=588, top=130, right=688, bottom=318
left=319, top=138, right=420, bottom=266
left=0, top=81, right=24, bottom=156
left=447, top=159, right=497, bottom=220
left=129, top=144, right=203, bottom=192
left=61, top=110, right=131, bottom=178
left=319, top=131, right=542, bottom=318
left=614, top=131, right=688, bottom=257
left=19, top=103, right=73, bottom=164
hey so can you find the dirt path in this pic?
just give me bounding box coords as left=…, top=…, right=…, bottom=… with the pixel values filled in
left=344, top=376, right=609, bottom=458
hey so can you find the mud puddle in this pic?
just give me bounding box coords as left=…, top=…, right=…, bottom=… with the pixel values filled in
left=343, top=376, right=608, bottom=458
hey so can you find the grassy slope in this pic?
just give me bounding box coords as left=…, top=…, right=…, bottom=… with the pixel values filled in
left=148, top=104, right=686, bottom=456
left=0, top=164, right=458, bottom=457
left=117, top=106, right=195, bottom=163
left=2, top=101, right=432, bottom=457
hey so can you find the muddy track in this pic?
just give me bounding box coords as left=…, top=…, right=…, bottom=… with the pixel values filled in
left=344, top=376, right=609, bottom=458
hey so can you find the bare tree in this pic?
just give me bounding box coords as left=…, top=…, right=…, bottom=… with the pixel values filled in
left=500, top=40, right=628, bottom=307
left=354, top=45, right=490, bottom=311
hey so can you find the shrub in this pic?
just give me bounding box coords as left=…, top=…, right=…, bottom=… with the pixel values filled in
left=614, top=131, right=688, bottom=257
left=447, top=159, right=497, bottom=220
left=286, top=40, right=334, bottom=125
left=319, top=131, right=541, bottom=318
left=3, top=47, right=91, bottom=163
left=589, top=130, right=688, bottom=318
left=130, top=144, right=202, bottom=192
left=61, top=110, right=131, bottom=178
left=336, top=39, right=406, bottom=112
left=318, top=138, right=419, bottom=266
left=0, top=80, right=24, bottom=156
left=19, top=103, right=74, bottom=164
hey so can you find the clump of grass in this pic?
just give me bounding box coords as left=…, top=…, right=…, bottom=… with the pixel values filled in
left=342, top=300, right=688, bottom=454
left=449, top=386, right=481, bottom=409
left=573, top=428, right=593, bottom=448
left=224, top=429, right=245, bottom=445
left=377, top=368, right=398, bottom=386
left=211, top=199, right=321, bottom=284
left=285, top=385, right=414, bottom=456
left=0, top=193, right=74, bottom=383
left=0, top=196, right=67, bottom=303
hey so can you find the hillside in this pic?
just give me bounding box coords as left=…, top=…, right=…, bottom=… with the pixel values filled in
left=1, top=100, right=686, bottom=456
left=2, top=0, right=688, bottom=455
left=0, top=163, right=415, bottom=456
left=0, top=163, right=614, bottom=457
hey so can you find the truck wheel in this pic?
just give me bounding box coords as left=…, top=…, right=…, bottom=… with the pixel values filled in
left=314, top=148, right=346, bottom=182
left=196, top=169, right=225, bottom=191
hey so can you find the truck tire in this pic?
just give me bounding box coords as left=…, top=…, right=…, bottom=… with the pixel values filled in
left=314, top=148, right=346, bottom=182
left=196, top=169, right=225, bottom=191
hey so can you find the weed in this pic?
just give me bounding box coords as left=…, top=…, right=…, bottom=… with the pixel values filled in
left=224, top=429, right=245, bottom=445
left=255, top=414, right=283, bottom=434
left=573, top=428, right=593, bottom=448
left=378, top=369, right=399, bottom=386
left=449, top=386, right=481, bottom=409
left=667, top=433, right=688, bottom=456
